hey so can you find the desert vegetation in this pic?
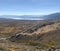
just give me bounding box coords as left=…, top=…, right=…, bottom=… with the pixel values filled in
left=0, top=19, right=60, bottom=51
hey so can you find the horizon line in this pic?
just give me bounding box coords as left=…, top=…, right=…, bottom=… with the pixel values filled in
left=0, top=12, right=60, bottom=16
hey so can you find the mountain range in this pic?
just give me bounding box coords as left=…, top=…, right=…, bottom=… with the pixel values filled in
left=0, top=12, right=60, bottom=20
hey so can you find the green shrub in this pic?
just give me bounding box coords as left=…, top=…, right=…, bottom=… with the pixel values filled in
left=28, top=42, right=41, bottom=46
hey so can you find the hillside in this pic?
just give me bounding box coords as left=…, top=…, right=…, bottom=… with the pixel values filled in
left=9, top=20, right=60, bottom=46
left=36, top=21, right=60, bottom=45
left=33, top=21, right=60, bottom=34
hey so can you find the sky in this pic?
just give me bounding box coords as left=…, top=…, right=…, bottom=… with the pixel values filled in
left=0, top=0, right=60, bottom=15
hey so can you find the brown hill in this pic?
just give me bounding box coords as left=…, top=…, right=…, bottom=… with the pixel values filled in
left=9, top=20, right=60, bottom=46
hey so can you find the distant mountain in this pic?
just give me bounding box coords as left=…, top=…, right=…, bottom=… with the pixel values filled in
left=0, top=12, right=60, bottom=20
left=43, top=12, right=60, bottom=20
left=0, top=15, right=44, bottom=20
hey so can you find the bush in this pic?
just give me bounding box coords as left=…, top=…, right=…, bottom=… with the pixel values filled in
left=27, top=40, right=56, bottom=48
left=28, top=42, right=41, bottom=46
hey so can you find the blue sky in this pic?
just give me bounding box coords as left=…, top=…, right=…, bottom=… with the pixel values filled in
left=0, top=0, right=60, bottom=15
